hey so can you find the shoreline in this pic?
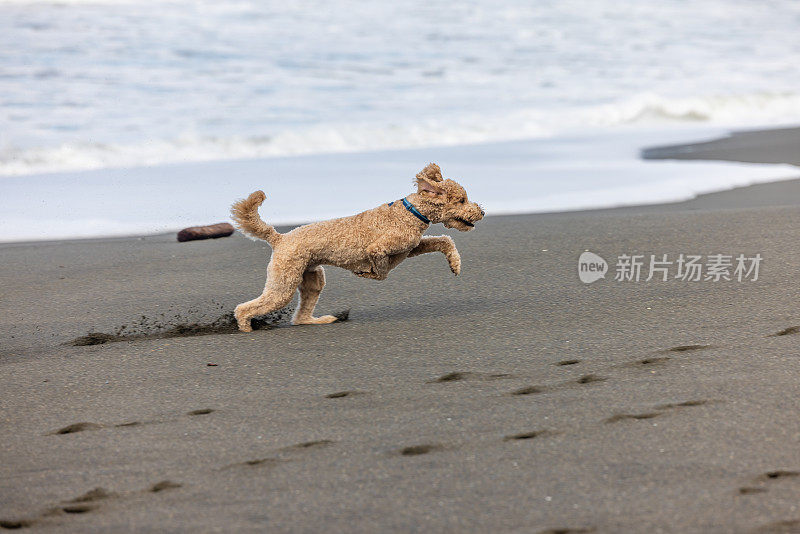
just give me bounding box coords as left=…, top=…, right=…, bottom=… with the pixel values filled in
left=2, top=124, right=797, bottom=244
left=3, top=126, right=800, bottom=247
left=3, top=173, right=800, bottom=249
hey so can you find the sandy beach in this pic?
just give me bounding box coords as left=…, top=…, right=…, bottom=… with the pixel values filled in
left=2, top=129, right=800, bottom=533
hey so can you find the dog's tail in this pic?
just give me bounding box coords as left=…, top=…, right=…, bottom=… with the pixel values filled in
left=230, top=190, right=282, bottom=246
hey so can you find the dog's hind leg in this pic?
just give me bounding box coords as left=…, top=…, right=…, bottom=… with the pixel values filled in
left=407, top=236, right=461, bottom=275
left=234, top=260, right=303, bottom=332
left=292, top=266, right=339, bottom=325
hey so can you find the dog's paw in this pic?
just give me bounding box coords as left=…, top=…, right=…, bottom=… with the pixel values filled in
left=234, top=315, right=252, bottom=332
left=448, top=254, right=461, bottom=276
left=293, top=314, right=339, bottom=325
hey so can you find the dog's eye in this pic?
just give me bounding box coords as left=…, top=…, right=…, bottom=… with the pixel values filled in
left=458, top=199, right=465, bottom=204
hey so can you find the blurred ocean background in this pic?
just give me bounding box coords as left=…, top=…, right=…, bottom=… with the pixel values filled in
left=2, top=0, right=800, bottom=240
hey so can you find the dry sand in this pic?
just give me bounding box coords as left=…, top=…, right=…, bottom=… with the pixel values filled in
left=2, top=129, right=800, bottom=533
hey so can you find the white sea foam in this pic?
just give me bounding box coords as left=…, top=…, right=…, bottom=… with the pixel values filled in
left=3, top=92, right=800, bottom=177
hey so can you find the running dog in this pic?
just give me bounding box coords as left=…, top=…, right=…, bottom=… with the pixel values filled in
left=230, top=163, right=483, bottom=331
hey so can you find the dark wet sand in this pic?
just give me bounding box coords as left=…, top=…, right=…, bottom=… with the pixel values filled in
left=2, top=128, right=800, bottom=533
left=642, top=125, right=800, bottom=166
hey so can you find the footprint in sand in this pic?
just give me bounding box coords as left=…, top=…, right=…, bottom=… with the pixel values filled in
left=509, top=374, right=607, bottom=396
left=225, top=441, right=333, bottom=470
left=604, top=412, right=662, bottom=424
left=655, top=400, right=710, bottom=410
left=431, top=371, right=473, bottom=383
left=576, top=374, right=606, bottom=385
left=739, top=487, right=768, bottom=495
left=760, top=470, right=800, bottom=481
left=228, top=443, right=331, bottom=469
left=663, top=344, right=712, bottom=353
left=59, top=505, right=95, bottom=515
left=769, top=326, right=800, bottom=337
left=397, top=444, right=444, bottom=456
left=0, top=489, right=112, bottom=530
left=503, top=430, right=557, bottom=441
left=509, top=385, right=546, bottom=396
left=225, top=457, right=286, bottom=470
left=187, top=408, right=214, bottom=416
left=115, top=421, right=142, bottom=428
left=428, top=371, right=513, bottom=383
left=53, top=417, right=170, bottom=434
left=65, top=488, right=116, bottom=503
left=537, top=528, right=596, bottom=534
left=149, top=481, right=182, bottom=493
left=50, top=422, right=102, bottom=435
left=325, top=390, right=366, bottom=398
left=606, top=399, right=711, bottom=424
left=0, top=483, right=183, bottom=530
left=0, top=518, right=35, bottom=529
left=280, top=440, right=334, bottom=452
left=633, top=356, right=671, bottom=366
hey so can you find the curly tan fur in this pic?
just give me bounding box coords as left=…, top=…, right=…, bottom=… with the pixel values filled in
left=230, top=163, right=483, bottom=331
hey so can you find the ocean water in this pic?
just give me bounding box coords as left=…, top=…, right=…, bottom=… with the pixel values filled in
left=2, top=0, right=800, bottom=175
left=1, top=0, right=800, bottom=240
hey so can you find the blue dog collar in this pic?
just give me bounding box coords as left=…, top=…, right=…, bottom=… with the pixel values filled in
left=388, top=197, right=430, bottom=225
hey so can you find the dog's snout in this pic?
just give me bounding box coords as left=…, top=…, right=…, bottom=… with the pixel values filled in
left=480, top=209, right=485, bottom=216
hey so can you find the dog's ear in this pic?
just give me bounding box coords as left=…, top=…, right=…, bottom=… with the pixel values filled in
left=417, top=178, right=445, bottom=197
left=416, top=163, right=443, bottom=183
left=415, top=163, right=445, bottom=197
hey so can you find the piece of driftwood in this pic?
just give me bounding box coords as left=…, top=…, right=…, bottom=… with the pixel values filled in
left=176, top=222, right=235, bottom=242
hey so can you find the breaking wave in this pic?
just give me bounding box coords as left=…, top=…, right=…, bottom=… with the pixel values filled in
left=2, top=92, right=800, bottom=177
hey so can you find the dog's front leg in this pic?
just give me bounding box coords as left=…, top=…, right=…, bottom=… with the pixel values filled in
left=363, top=238, right=412, bottom=280
left=365, top=242, right=391, bottom=280
left=407, top=236, right=461, bottom=275
left=355, top=252, right=409, bottom=279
